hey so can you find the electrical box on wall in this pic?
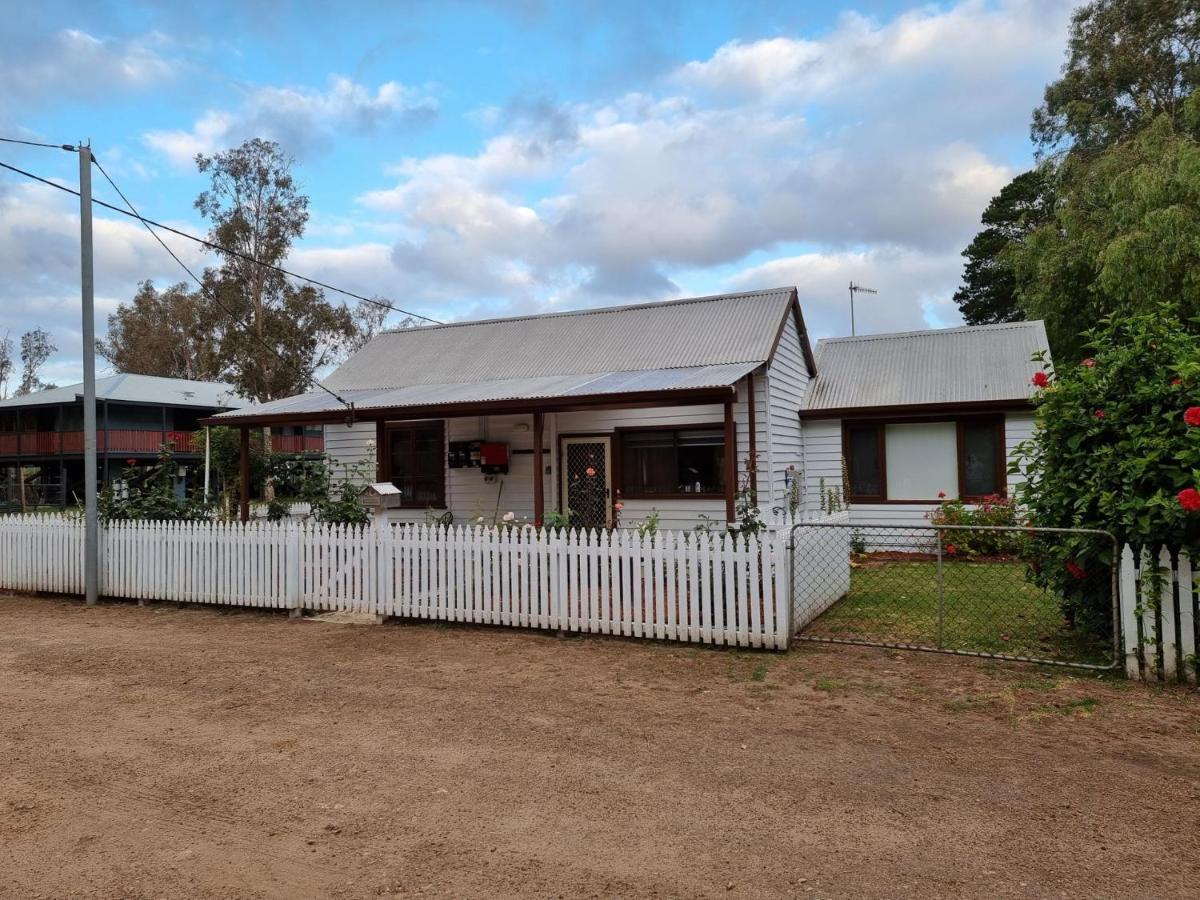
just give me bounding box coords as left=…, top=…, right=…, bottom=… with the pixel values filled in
left=448, top=440, right=482, bottom=469
left=479, top=441, right=509, bottom=475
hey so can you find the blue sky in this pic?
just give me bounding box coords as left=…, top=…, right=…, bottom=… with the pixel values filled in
left=0, top=0, right=1079, bottom=387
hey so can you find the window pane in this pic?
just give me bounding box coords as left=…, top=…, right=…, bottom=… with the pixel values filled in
left=847, top=426, right=881, bottom=498
left=621, top=428, right=723, bottom=495
left=884, top=423, right=957, bottom=500
left=962, top=422, right=1000, bottom=497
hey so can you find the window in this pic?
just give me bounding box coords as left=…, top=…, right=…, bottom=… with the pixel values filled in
left=618, top=427, right=725, bottom=497
left=843, top=418, right=1004, bottom=502
left=385, top=422, right=445, bottom=507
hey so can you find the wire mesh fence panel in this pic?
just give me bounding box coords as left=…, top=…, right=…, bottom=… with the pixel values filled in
left=790, top=523, right=1119, bottom=669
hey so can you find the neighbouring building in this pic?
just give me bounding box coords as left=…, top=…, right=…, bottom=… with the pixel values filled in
left=204, top=288, right=1050, bottom=529
left=0, top=374, right=320, bottom=512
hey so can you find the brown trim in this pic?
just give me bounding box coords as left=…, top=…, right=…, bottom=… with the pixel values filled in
left=380, top=420, right=447, bottom=509
left=199, top=386, right=737, bottom=428
left=746, top=372, right=757, bottom=478
left=842, top=415, right=1007, bottom=504
left=800, top=399, right=1031, bottom=420
left=374, top=419, right=385, bottom=484
left=238, top=426, right=250, bottom=523
left=764, top=288, right=817, bottom=377
left=532, top=412, right=544, bottom=526
left=610, top=422, right=728, bottom=501
left=724, top=401, right=735, bottom=523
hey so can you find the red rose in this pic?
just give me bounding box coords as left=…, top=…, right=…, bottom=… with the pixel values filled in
left=1081, top=358, right=1095, bottom=368
left=1178, top=487, right=1200, bottom=512
left=1066, top=561, right=1086, bottom=579
left=1094, top=409, right=1106, bottom=419
left=1171, top=377, right=1183, bottom=387
left=1185, top=407, right=1200, bottom=427
left=945, top=544, right=957, bottom=556
left=1031, top=371, right=1050, bottom=388
left=937, top=490, right=946, bottom=499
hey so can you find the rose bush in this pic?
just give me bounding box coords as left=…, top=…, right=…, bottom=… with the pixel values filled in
left=1012, top=308, right=1200, bottom=625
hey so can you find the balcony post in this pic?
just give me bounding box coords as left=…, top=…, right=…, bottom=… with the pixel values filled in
left=724, top=399, right=736, bottom=525
left=533, top=412, right=545, bottom=527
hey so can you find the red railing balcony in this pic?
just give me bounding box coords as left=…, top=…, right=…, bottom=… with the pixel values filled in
left=1, top=429, right=199, bottom=456
left=0, top=429, right=323, bottom=457
left=270, top=434, right=325, bottom=454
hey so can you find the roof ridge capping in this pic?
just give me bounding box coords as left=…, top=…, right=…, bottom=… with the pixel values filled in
left=380, top=286, right=796, bottom=334
left=817, top=320, right=1046, bottom=345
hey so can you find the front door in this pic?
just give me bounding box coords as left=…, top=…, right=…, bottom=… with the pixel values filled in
left=560, top=436, right=612, bottom=530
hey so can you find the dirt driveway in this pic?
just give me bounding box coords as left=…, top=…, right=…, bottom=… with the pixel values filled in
left=1, top=595, right=1198, bottom=899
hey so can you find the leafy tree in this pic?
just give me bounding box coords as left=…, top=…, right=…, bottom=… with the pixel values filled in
left=1012, top=309, right=1200, bottom=624
left=98, top=280, right=223, bottom=380
left=0, top=330, right=13, bottom=399
left=17, top=327, right=55, bottom=395
left=1012, top=100, right=1200, bottom=358
left=952, top=169, right=1051, bottom=325
left=1033, top=0, right=1200, bottom=156
left=195, top=139, right=359, bottom=402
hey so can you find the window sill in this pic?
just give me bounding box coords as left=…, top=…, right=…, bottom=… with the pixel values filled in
left=618, top=493, right=726, bottom=501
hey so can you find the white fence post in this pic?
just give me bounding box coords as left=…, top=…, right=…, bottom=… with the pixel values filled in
left=1179, top=550, right=1197, bottom=684
left=1120, top=544, right=1140, bottom=680
left=286, top=522, right=302, bottom=617
left=1159, top=546, right=1178, bottom=682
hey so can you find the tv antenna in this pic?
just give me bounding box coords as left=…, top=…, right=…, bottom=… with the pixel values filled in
left=848, top=281, right=878, bottom=336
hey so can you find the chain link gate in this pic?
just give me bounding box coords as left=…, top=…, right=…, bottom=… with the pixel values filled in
left=789, top=523, right=1121, bottom=670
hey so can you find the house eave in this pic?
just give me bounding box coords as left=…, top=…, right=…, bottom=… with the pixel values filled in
left=797, top=398, right=1034, bottom=420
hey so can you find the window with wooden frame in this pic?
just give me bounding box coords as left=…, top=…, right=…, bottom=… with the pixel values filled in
left=616, top=426, right=726, bottom=498
left=384, top=421, right=446, bottom=508
left=843, top=417, right=1005, bottom=503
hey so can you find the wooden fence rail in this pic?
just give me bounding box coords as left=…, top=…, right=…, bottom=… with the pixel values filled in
left=0, top=515, right=792, bottom=649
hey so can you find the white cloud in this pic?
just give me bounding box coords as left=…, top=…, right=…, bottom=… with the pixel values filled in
left=348, top=0, right=1063, bottom=320
left=144, top=76, right=438, bottom=167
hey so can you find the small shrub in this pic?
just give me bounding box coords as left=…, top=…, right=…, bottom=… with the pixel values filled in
left=926, top=494, right=1022, bottom=557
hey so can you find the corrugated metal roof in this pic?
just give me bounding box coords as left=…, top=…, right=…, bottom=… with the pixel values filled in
left=325, top=287, right=795, bottom=390
left=0, top=374, right=246, bottom=409
left=211, top=363, right=757, bottom=422
left=802, top=321, right=1050, bottom=412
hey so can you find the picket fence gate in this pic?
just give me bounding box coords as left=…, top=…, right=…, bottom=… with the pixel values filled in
left=1120, top=545, right=1199, bottom=683
left=0, top=515, right=792, bottom=650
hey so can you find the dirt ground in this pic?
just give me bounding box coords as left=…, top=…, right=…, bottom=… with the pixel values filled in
left=1, top=596, right=1198, bottom=900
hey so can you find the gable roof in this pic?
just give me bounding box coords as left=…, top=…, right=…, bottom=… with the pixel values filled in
left=801, top=320, right=1049, bottom=416
left=326, top=287, right=802, bottom=390
left=0, top=374, right=245, bottom=410
left=208, top=287, right=809, bottom=425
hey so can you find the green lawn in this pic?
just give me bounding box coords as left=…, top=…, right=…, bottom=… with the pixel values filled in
left=806, top=558, right=1112, bottom=665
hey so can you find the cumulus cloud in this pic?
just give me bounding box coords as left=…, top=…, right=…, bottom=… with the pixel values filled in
left=0, top=28, right=174, bottom=106
left=144, top=76, right=438, bottom=167
left=348, top=0, right=1066, bottom=324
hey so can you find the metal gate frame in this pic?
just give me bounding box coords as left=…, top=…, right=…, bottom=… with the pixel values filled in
left=788, top=522, right=1122, bottom=671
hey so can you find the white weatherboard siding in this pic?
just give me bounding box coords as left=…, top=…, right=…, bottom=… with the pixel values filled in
left=800, top=412, right=1035, bottom=528
left=324, top=388, right=772, bottom=532
left=765, top=311, right=810, bottom=520
left=1005, top=411, right=1035, bottom=497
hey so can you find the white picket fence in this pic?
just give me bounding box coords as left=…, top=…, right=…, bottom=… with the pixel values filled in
left=1120, top=545, right=1199, bottom=683
left=0, top=515, right=792, bottom=649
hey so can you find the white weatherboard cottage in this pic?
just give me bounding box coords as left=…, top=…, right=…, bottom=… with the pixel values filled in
left=206, top=289, right=1049, bottom=529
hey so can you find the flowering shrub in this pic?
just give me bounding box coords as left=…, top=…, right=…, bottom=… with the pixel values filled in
left=1012, top=308, right=1200, bottom=625
left=925, top=494, right=1022, bottom=556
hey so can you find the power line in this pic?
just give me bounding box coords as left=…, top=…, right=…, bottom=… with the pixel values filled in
left=89, top=155, right=352, bottom=411
left=0, top=136, right=76, bottom=151
left=0, top=156, right=440, bottom=324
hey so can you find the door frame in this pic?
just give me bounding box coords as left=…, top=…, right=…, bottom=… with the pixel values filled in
left=557, top=433, right=613, bottom=528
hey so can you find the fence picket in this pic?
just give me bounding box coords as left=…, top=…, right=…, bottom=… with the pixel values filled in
left=1179, top=550, right=1196, bottom=684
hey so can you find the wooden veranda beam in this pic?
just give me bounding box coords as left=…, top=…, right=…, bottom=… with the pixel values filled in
left=239, top=426, right=250, bottom=523
left=532, top=412, right=545, bottom=527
